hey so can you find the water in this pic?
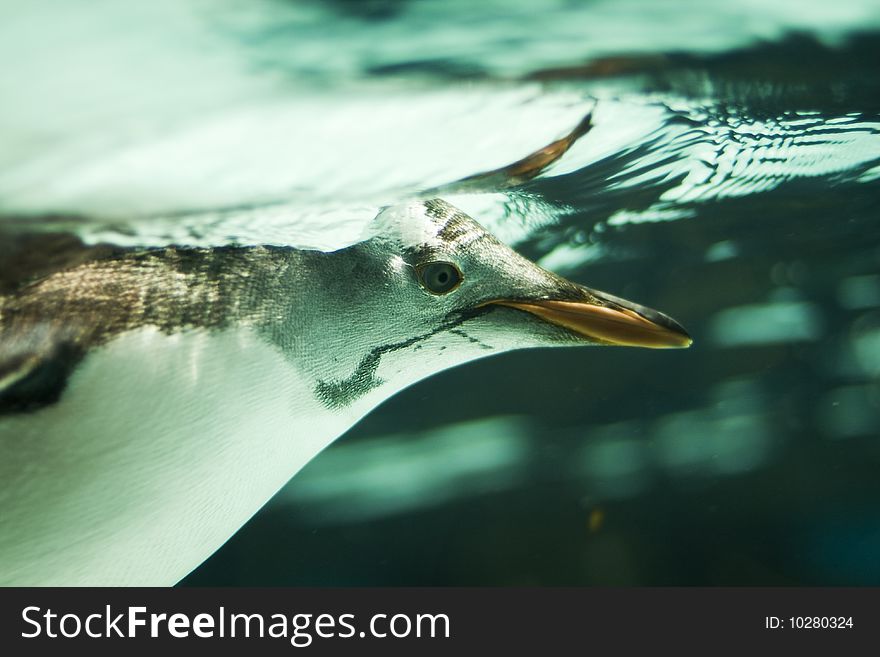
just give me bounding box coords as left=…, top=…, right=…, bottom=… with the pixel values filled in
left=2, top=0, right=879, bottom=585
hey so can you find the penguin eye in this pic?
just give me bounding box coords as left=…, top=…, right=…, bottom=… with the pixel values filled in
left=417, top=261, right=462, bottom=295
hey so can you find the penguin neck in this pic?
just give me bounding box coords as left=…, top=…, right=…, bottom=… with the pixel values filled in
left=263, top=240, right=502, bottom=425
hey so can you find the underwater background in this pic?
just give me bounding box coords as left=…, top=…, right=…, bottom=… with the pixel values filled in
left=2, top=0, right=879, bottom=585
left=183, top=0, right=880, bottom=586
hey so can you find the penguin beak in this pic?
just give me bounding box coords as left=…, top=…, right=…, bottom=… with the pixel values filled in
left=487, top=288, right=692, bottom=349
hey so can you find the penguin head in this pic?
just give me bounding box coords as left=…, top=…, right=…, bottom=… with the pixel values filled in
left=315, top=199, right=690, bottom=411
left=366, top=199, right=691, bottom=348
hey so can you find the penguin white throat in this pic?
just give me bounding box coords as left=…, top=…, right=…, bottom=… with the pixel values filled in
left=0, top=199, right=690, bottom=585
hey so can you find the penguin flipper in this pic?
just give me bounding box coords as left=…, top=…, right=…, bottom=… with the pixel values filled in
left=0, top=325, right=84, bottom=415
left=0, top=231, right=111, bottom=414
left=426, top=110, right=594, bottom=195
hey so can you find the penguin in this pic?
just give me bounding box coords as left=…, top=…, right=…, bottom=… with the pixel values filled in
left=0, top=198, right=690, bottom=586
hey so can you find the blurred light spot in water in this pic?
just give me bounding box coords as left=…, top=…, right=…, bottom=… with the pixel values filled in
left=851, top=325, right=880, bottom=376
left=606, top=206, right=694, bottom=226
left=709, top=301, right=823, bottom=347
left=277, top=416, right=528, bottom=523
left=573, top=381, right=771, bottom=493
left=710, top=377, right=766, bottom=414
left=767, top=285, right=807, bottom=303
left=705, top=240, right=739, bottom=262
left=770, top=261, right=809, bottom=287
left=818, top=385, right=880, bottom=439
left=838, top=275, right=880, bottom=309
left=654, top=409, right=771, bottom=476
left=821, top=337, right=865, bottom=379
left=579, top=429, right=649, bottom=499
left=652, top=379, right=770, bottom=476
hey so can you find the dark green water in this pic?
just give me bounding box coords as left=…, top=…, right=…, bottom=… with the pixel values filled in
left=181, top=20, right=880, bottom=584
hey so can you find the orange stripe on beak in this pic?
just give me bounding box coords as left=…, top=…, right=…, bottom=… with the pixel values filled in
left=490, top=299, right=692, bottom=349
